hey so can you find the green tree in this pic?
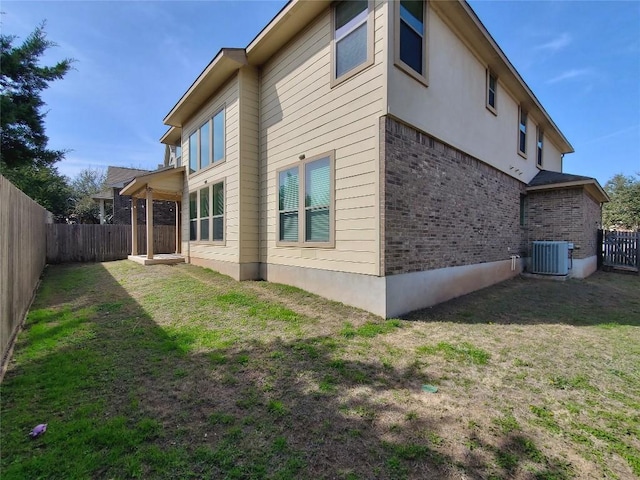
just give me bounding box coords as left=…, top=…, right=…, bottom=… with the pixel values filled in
left=0, top=22, right=74, bottom=214
left=69, top=168, right=107, bottom=223
left=603, top=173, right=640, bottom=230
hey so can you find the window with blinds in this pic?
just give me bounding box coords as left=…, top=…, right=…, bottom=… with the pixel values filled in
left=277, top=152, right=334, bottom=247
left=333, top=1, right=373, bottom=84
left=188, top=181, right=224, bottom=243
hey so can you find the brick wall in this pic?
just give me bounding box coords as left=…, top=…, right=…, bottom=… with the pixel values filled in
left=526, top=188, right=601, bottom=259
left=382, top=116, right=526, bottom=275
left=113, top=188, right=177, bottom=226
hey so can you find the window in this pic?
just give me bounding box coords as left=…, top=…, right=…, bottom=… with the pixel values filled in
left=333, top=0, right=373, bottom=83
left=277, top=152, right=334, bottom=246
left=518, top=108, right=527, bottom=157
left=189, top=181, right=224, bottom=242
left=486, top=70, right=497, bottom=113
left=189, top=192, right=197, bottom=241
left=212, top=182, right=224, bottom=241
left=187, top=107, right=225, bottom=174
left=199, top=187, right=210, bottom=241
left=536, top=127, right=544, bottom=168
left=396, top=0, right=427, bottom=81
left=520, top=195, right=527, bottom=226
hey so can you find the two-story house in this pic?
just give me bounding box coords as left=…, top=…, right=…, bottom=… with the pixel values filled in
left=122, top=0, right=607, bottom=317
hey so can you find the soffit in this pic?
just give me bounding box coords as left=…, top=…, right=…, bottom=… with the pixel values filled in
left=163, top=49, right=247, bottom=127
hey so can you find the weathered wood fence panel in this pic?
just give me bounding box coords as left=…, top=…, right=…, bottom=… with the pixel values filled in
left=46, top=225, right=176, bottom=263
left=599, top=229, right=639, bottom=273
left=1, top=175, right=50, bottom=367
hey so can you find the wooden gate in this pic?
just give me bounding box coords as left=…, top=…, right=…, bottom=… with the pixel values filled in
left=598, top=230, right=639, bottom=273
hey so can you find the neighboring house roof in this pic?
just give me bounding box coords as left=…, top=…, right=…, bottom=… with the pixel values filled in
left=105, top=166, right=152, bottom=189
left=91, top=166, right=152, bottom=201
left=160, top=0, right=573, bottom=154
left=527, top=170, right=609, bottom=203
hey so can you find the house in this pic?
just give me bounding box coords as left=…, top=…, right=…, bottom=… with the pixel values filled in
left=121, top=0, right=608, bottom=317
left=93, top=166, right=177, bottom=226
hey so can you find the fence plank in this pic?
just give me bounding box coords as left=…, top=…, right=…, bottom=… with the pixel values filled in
left=46, top=224, right=176, bottom=263
left=601, top=229, right=639, bottom=272
left=1, top=175, right=49, bottom=366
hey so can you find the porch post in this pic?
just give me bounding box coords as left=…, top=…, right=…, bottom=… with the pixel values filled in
left=131, top=199, right=138, bottom=255
left=99, top=199, right=105, bottom=224
left=175, top=201, right=180, bottom=254
left=146, top=188, right=154, bottom=260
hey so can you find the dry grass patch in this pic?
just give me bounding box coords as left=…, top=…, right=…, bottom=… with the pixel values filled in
left=1, top=263, right=638, bottom=479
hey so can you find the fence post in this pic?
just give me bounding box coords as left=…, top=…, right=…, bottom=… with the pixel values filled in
left=637, top=231, right=640, bottom=275
left=597, top=229, right=603, bottom=269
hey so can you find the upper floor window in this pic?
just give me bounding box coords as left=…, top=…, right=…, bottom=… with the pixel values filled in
left=518, top=108, right=527, bottom=157
left=333, top=0, right=373, bottom=84
left=277, top=152, right=334, bottom=247
left=536, top=127, right=544, bottom=167
left=188, top=108, right=225, bottom=174
left=395, top=0, right=428, bottom=85
left=189, top=182, right=225, bottom=242
left=486, top=70, right=497, bottom=113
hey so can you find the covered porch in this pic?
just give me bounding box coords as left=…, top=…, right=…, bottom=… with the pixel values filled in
left=120, top=166, right=186, bottom=265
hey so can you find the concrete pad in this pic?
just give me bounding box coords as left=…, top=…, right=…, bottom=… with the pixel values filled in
left=128, top=254, right=185, bottom=266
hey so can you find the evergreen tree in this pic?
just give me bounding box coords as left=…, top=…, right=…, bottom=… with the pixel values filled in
left=0, top=23, right=74, bottom=214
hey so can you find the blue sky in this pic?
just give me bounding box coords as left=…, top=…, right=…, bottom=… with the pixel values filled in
left=3, top=1, right=639, bottom=186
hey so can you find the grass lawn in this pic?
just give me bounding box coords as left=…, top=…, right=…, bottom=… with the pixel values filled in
left=1, top=261, right=639, bottom=479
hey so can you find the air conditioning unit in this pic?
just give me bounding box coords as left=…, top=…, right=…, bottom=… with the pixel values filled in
left=531, top=241, right=569, bottom=275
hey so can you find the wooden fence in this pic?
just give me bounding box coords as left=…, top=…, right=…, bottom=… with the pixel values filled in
left=598, top=229, right=639, bottom=273
left=1, top=175, right=51, bottom=370
left=46, top=224, right=177, bottom=263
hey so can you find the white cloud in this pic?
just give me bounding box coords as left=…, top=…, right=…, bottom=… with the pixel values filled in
left=535, top=32, right=572, bottom=52
left=546, top=68, right=593, bottom=84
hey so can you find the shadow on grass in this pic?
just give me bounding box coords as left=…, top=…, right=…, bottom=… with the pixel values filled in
left=1, top=263, right=582, bottom=479
left=403, top=271, right=640, bottom=327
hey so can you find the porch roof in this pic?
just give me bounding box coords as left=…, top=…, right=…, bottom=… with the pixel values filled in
left=119, top=166, right=185, bottom=202
left=527, top=170, right=609, bottom=203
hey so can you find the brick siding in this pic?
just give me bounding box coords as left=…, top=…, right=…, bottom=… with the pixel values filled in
left=382, top=116, right=527, bottom=275
left=526, top=188, right=601, bottom=259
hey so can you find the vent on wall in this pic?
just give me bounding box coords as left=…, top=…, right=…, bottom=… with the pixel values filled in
left=531, top=241, right=569, bottom=275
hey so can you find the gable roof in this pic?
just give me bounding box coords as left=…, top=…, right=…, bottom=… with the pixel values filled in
left=161, top=0, right=572, bottom=154
left=527, top=170, right=609, bottom=202
left=105, top=166, right=152, bottom=188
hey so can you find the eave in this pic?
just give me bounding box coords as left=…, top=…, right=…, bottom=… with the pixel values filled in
left=120, top=167, right=185, bottom=202
left=160, top=126, right=181, bottom=145
left=245, top=0, right=330, bottom=65
left=432, top=1, right=574, bottom=154
left=163, top=49, right=248, bottom=128
left=526, top=180, right=610, bottom=203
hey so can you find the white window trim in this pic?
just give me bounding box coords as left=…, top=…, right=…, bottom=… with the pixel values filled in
left=276, top=151, right=335, bottom=248
left=518, top=106, right=528, bottom=158
left=394, top=0, right=429, bottom=86
left=186, top=105, right=226, bottom=178
left=486, top=69, right=497, bottom=115
left=330, top=0, right=375, bottom=88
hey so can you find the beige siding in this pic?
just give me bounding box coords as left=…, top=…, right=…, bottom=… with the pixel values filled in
left=260, top=1, right=387, bottom=276
left=181, top=76, right=241, bottom=264
left=238, top=67, right=260, bottom=264
left=387, top=5, right=564, bottom=184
